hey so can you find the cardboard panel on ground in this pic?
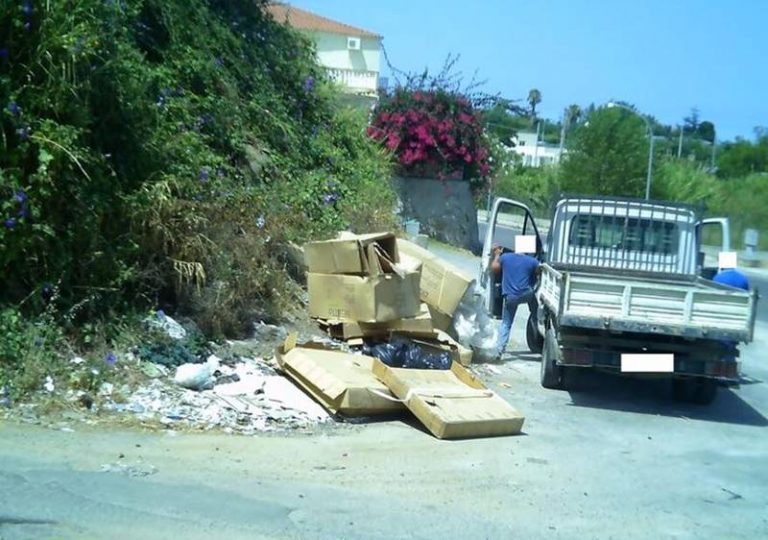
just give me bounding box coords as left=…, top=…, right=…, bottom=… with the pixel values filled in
left=372, top=359, right=525, bottom=439
left=318, top=304, right=434, bottom=340
left=397, top=239, right=474, bottom=317
left=307, top=268, right=421, bottom=323
left=305, top=233, right=398, bottom=275
left=275, top=337, right=403, bottom=416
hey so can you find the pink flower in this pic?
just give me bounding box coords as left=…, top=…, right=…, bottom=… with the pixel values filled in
left=459, top=112, right=474, bottom=124
left=386, top=133, right=401, bottom=150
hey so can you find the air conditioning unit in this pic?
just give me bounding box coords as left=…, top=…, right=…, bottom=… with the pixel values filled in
left=347, top=37, right=361, bottom=51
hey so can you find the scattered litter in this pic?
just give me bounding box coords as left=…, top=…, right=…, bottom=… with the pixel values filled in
left=146, top=311, right=187, bottom=340
left=43, top=376, right=55, bottom=393
left=100, top=462, right=158, bottom=478
left=105, top=353, right=328, bottom=433
left=99, top=382, right=114, bottom=397
left=141, top=362, right=168, bottom=379
left=70, top=356, right=86, bottom=365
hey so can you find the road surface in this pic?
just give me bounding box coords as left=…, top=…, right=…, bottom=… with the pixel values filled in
left=1, top=254, right=766, bottom=540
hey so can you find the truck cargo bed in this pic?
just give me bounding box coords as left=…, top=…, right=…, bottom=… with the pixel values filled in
left=539, top=264, right=757, bottom=342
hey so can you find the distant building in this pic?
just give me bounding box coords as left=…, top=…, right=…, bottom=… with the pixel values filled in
left=509, top=130, right=563, bottom=167
left=266, top=3, right=382, bottom=108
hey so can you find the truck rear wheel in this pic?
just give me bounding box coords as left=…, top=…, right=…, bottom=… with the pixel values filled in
left=672, top=378, right=718, bottom=405
left=526, top=314, right=544, bottom=354
left=541, top=328, right=563, bottom=389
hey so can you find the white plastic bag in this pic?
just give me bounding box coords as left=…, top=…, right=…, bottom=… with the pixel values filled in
left=451, top=286, right=498, bottom=361
left=173, top=355, right=220, bottom=391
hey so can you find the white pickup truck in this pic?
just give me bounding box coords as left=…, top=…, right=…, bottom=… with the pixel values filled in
left=481, top=196, right=758, bottom=404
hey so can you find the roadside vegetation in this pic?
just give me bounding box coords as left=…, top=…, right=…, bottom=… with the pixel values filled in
left=0, top=0, right=397, bottom=400
left=484, top=99, right=768, bottom=248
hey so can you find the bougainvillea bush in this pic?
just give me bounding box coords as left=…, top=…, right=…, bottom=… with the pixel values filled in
left=367, top=87, right=492, bottom=189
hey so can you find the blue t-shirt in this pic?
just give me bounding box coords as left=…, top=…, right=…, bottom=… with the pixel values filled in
left=499, top=252, right=539, bottom=298
left=713, top=269, right=750, bottom=290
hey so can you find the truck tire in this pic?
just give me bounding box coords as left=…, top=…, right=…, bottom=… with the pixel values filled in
left=672, top=378, right=718, bottom=405
left=526, top=314, right=544, bottom=355
left=541, top=328, right=563, bottom=389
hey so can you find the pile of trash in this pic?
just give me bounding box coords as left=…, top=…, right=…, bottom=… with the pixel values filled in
left=289, top=232, right=524, bottom=439
left=104, top=353, right=329, bottom=434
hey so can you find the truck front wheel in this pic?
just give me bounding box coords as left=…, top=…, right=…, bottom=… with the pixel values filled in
left=541, top=328, right=564, bottom=389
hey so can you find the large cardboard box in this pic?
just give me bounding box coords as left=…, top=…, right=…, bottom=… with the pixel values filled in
left=305, top=233, right=398, bottom=275
left=319, top=304, right=434, bottom=340
left=307, top=266, right=421, bottom=323
left=275, top=337, right=403, bottom=416
left=397, top=239, right=474, bottom=317
left=428, top=305, right=453, bottom=332
left=372, top=359, right=525, bottom=439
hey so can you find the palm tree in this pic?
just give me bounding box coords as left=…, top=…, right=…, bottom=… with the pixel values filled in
left=566, top=104, right=581, bottom=126
left=527, top=88, right=542, bottom=118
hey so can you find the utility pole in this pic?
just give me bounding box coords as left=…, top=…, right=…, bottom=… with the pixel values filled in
left=710, top=130, right=716, bottom=172
left=558, top=109, right=567, bottom=163
left=533, top=121, right=541, bottom=167
left=677, top=125, right=684, bottom=158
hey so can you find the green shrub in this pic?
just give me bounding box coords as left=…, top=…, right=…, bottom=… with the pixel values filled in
left=0, top=0, right=396, bottom=338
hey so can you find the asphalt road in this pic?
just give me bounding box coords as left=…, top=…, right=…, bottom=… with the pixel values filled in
left=1, top=249, right=766, bottom=540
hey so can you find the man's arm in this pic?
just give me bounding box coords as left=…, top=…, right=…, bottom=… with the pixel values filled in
left=491, top=247, right=503, bottom=274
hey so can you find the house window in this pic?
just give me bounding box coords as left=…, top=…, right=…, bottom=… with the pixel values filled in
left=518, top=141, right=525, bottom=146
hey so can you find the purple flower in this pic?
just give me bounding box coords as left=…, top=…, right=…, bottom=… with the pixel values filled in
left=198, top=168, right=209, bottom=182
left=304, top=76, right=315, bottom=92
left=105, top=352, right=117, bottom=366
left=4, top=217, right=16, bottom=228
left=14, top=190, right=27, bottom=203
left=256, top=215, right=266, bottom=229
left=7, top=102, right=20, bottom=116
left=156, top=309, right=166, bottom=320
left=16, top=126, right=30, bottom=140
left=21, top=1, right=33, bottom=16
left=18, top=205, right=30, bottom=219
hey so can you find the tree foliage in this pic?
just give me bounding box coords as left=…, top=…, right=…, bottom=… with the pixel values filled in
left=560, top=107, right=652, bottom=197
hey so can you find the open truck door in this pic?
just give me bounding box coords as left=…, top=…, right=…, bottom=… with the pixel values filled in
left=697, top=217, right=731, bottom=280
left=480, top=198, right=544, bottom=319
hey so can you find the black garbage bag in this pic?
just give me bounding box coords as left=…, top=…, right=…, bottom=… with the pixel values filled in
left=364, top=339, right=451, bottom=370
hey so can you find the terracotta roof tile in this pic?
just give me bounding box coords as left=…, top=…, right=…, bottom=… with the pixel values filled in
left=266, top=3, right=381, bottom=39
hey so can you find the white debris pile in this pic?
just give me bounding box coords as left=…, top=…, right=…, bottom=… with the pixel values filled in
left=451, top=287, right=499, bottom=362
left=105, top=355, right=329, bottom=434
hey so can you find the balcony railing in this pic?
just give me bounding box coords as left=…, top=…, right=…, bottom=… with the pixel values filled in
left=325, top=68, right=379, bottom=95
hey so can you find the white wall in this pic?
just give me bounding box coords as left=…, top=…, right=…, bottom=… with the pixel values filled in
left=311, top=32, right=380, bottom=73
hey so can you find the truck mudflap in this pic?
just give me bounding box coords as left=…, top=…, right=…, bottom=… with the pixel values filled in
left=560, top=348, right=740, bottom=382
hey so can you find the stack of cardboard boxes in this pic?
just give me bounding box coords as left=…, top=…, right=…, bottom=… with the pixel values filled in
left=275, top=232, right=525, bottom=439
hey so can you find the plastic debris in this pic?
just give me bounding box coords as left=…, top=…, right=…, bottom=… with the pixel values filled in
left=452, top=287, right=499, bottom=362
left=173, top=356, right=220, bottom=391
left=146, top=311, right=187, bottom=340
left=43, top=376, right=55, bottom=393
left=364, top=339, right=452, bottom=370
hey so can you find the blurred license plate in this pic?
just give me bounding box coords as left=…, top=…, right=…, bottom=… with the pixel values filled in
left=621, top=354, right=674, bottom=373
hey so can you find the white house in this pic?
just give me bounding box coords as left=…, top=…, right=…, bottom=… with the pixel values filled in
left=266, top=3, right=382, bottom=107
left=510, top=131, right=563, bottom=167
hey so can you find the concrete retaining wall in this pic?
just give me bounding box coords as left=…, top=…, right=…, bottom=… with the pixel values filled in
left=393, top=177, right=481, bottom=253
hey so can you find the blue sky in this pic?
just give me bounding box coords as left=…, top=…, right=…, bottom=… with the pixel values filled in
left=291, top=0, right=767, bottom=141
